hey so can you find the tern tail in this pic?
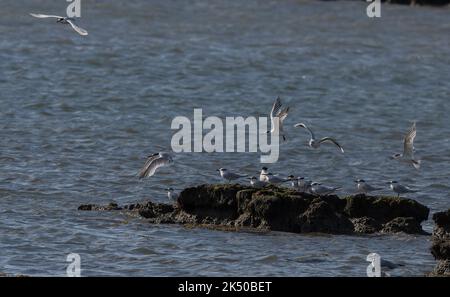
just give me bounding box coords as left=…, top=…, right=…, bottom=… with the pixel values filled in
left=412, top=159, right=421, bottom=170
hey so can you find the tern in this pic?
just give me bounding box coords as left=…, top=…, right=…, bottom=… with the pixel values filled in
left=287, top=175, right=299, bottom=188
left=260, top=167, right=269, bottom=182
left=261, top=173, right=288, bottom=185
left=287, top=176, right=312, bottom=193
left=354, top=179, right=383, bottom=194
left=166, top=188, right=179, bottom=202
left=30, top=13, right=88, bottom=36
left=298, top=177, right=312, bottom=193
left=390, top=122, right=421, bottom=170
left=310, top=182, right=341, bottom=196
left=294, top=123, right=344, bottom=153
left=387, top=181, right=417, bottom=198
left=217, top=168, right=247, bottom=183
left=268, top=97, right=289, bottom=142
left=138, top=152, right=173, bottom=178
left=249, top=176, right=268, bottom=188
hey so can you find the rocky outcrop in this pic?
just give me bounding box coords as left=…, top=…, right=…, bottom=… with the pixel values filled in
left=79, top=184, right=430, bottom=235
left=429, top=209, right=450, bottom=276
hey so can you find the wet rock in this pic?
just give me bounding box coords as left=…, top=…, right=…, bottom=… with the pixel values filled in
left=77, top=202, right=122, bottom=211
left=381, top=217, right=428, bottom=235
left=429, top=209, right=450, bottom=277
left=78, top=184, right=429, bottom=234
left=78, top=184, right=430, bottom=235
left=344, top=194, right=429, bottom=224
left=299, top=199, right=354, bottom=234
left=351, top=217, right=381, bottom=234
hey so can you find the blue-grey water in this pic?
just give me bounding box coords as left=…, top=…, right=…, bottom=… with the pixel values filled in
left=0, top=0, right=449, bottom=276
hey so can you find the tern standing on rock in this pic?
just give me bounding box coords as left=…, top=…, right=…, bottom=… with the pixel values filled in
left=310, top=182, right=341, bottom=196
left=354, top=179, right=383, bottom=194
left=390, top=121, right=421, bottom=170
left=287, top=175, right=299, bottom=189
left=30, top=13, right=88, bottom=36
left=298, top=177, right=312, bottom=193
left=249, top=176, right=267, bottom=188
left=294, top=123, right=344, bottom=153
left=166, top=188, right=179, bottom=202
left=268, top=97, right=290, bottom=142
left=387, top=181, right=417, bottom=198
left=260, top=167, right=269, bottom=182
left=261, top=173, right=288, bottom=185
left=217, top=168, right=247, bottom=183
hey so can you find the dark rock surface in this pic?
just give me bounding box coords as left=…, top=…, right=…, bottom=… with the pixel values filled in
left=429, top=209, right=450, bottom=276
left=78, top=184, right=430, bottom=235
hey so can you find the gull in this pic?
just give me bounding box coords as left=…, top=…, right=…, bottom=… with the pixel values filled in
left=354, top=179, right=382, bottom=194
left=390, top=121, right=421, bottom=170
left=387, top=181, right=417, bottom=198
left=217, top=168, right=247, bottom=183
left=249, top=176, right=268, bottom=188
left=30, top=13, right=88, bottom=36
left=260, top=167, right=269, bottom=182
left=166, top=188, right=179, bottom=202
left=268, top=97, right=289, bottom=142
left=294, top=123, right=344, bottom=153
left=138, top=152, right=173, bottom=179
left=261, top=173, right=288, bottom=185
left=310, top=182, right=341, bottom=196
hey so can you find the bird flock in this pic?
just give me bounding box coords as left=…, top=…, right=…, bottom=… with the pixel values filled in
left=26, top=12, right=421, bottom=202
left=136, top=97, right=421, bottom=202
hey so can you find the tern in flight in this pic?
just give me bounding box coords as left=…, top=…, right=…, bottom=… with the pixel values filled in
left=294, top=123, right=344, bottom=153
left=390, top=122, right=421, bottom=170
left=268, top=97, right=290, bottom=142
left=138, top=152, right=173, bottom=178
left=30, top=13, right=88, bottom=36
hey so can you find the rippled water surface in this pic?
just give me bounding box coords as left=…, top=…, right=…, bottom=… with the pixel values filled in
left=0, top=0, right=449, bottom=276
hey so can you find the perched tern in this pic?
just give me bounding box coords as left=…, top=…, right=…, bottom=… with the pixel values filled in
left=138, top=152, right=173, bottom=178
left=166, top=188, right=179, bottom=202
left=294, top=123, right=344, bottom=153
left=260, top=167, right=269, bottom=182
left=217, top=168, right=247, bottom=183
left=287, top=175, right=299, bottom=188
left=387, top=181, right=417, bottom=198
left=249, top=176, right=268, bottom=188
left=354, top=179, right=382, bottom=194
left=298, top=177, right=312, bottom=193
left=390, top=122, right=421, bottom=170
left=310, top=182, right=341, bottom=196
left=268, top=97, right=289, bottom=142
left=261, top=173, right=288, bottom=185
left=30, top=13, right=88, bottom=36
